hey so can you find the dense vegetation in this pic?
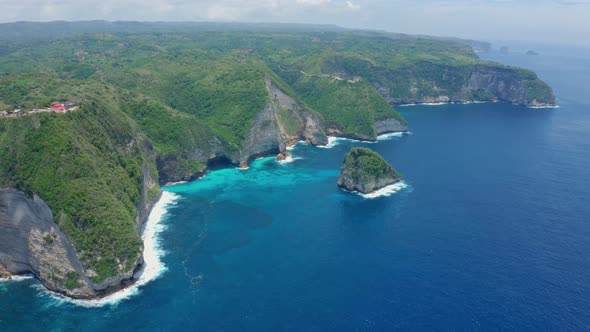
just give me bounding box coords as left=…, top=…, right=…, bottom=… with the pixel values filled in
left=0, top=96, right=155, bottom=282
left=0, top=22, right=555, bottom=285
left=343, top=147, right=401, bottom=183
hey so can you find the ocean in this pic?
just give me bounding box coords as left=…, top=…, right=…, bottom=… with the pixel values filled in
left=1, top=43, right=590, bottom=331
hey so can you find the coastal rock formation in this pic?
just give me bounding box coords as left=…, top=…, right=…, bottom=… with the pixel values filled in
left=276, top=152, right=292, bottom=162
left=0, top=189, right=95, bottom=297
left=338, top=148, right=402, bottom=194
left=375, top=118, right=409, bottom=135
left=239, top=79, right=328, bottom=165
left=0, top=103, right=161, bottom=299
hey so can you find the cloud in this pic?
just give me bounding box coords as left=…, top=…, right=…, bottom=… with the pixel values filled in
left=296, top=0, right=331, bottom=5
left=345, top=1, right=360, bottom=10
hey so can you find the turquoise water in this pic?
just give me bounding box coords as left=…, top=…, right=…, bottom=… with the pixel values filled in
left=2, top=45, right=590, bottom=330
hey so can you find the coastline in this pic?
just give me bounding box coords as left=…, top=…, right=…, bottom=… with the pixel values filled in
left=397, top=100, right=558, bottom=109
left=35, top=191, right=178, bottom=307
left=2, top=130, right=409, bottom=300
left=397, top=100, right=495, bottom=107
left=319, top=131, right=408, bottom=149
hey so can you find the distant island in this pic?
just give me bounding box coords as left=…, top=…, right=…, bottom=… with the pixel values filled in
left=338, top=148, right=402, bottom=194
left=526, top=50, right=540, bottom=56
left=0, top=21, right=557, bottom=299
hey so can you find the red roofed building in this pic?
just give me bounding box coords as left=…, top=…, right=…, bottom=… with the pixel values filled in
left=51, top=102, right=65, bottom=111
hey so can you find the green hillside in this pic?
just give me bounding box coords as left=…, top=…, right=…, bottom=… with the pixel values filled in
left=0, top=23, right=557, bottom=291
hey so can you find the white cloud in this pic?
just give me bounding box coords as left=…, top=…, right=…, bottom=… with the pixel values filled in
left=296, top=0, right=331, bottom=5
left=345, top=1, right=360, bottom=9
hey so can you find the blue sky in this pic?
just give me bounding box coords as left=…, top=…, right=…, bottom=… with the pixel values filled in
left=0, top=0, right=588, bottom=45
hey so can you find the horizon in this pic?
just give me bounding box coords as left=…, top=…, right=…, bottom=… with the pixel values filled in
left=0, top=0, right=588, bottom=47
left=0, top=19, right=588, bottom=50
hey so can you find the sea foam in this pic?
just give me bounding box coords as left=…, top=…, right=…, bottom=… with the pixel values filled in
left=42, top=191, right=179, bottom=307
left=0, top=274, right=34, bottom=283
left=358, top=181, right=408, bottom=199
left=318, top=136, right=376, bottom=149
left=528, top=105, right=560, bottom=109
left=286, top=141, right=305, bottom=151
left=377, top=132, right=408, bottom=141
left=277, top=155, right=303, bottom=164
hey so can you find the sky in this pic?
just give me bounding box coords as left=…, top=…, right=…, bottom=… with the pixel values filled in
left=0, top=0, right=589, bottom=46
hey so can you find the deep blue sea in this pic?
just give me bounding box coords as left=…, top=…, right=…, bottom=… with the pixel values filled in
left=2, top=44, right=590, bottom=331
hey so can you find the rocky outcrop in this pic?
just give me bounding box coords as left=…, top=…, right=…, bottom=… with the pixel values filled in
left=276, top=152, right=292, bottom=162
left=338, top=148, right=402, bottom=194
left=375, top=118, right=409, bottom=135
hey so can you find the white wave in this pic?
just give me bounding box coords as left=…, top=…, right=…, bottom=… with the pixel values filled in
left=458, top=100, right=488, bottom=105
left=528, top=105, right=560, bottom=109
left=399, top=101, right=494, bottom=107
left=286, top=141, right=305, bottom=151
left=318, top=136, right=377, bottom=149
left=317, top=136, right=341, bottom=149
left=166, top=180, right=188, bottom=186
left=377, top=132, right=407, bottom=141
left=44, top=191, right=179, bottom=308
left=0, top=274, right=34, bottom=283
left=277, top=155, right=303, bottom=164
left=358, top=181, right=408, bottom=199
left=237, top=166, right=250, bottom=170
left=420, top=102, right=448, bottom=106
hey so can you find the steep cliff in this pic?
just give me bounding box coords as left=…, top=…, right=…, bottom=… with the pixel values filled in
left=239, top=79, right=328, bottom=166
left=0, top=101, right=160, bottom=298
left=375, top=118, right=409, bottom=135
left=338, top=148, right=402, bottom=194
left=0, top=189, right=95, bottom=297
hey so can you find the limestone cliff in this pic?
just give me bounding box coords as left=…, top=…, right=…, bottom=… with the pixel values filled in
left=0, top=165, right=159, bottom=299
left=239, top=79, right=328, bottom=166
left=0, top=189, right=96, bottom=297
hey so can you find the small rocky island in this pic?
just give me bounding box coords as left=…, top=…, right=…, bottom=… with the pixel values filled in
left=338, top=147, right=402, bottom=194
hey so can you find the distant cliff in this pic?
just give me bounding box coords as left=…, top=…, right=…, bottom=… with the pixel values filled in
left=334, top=59, right=556, bottom=107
